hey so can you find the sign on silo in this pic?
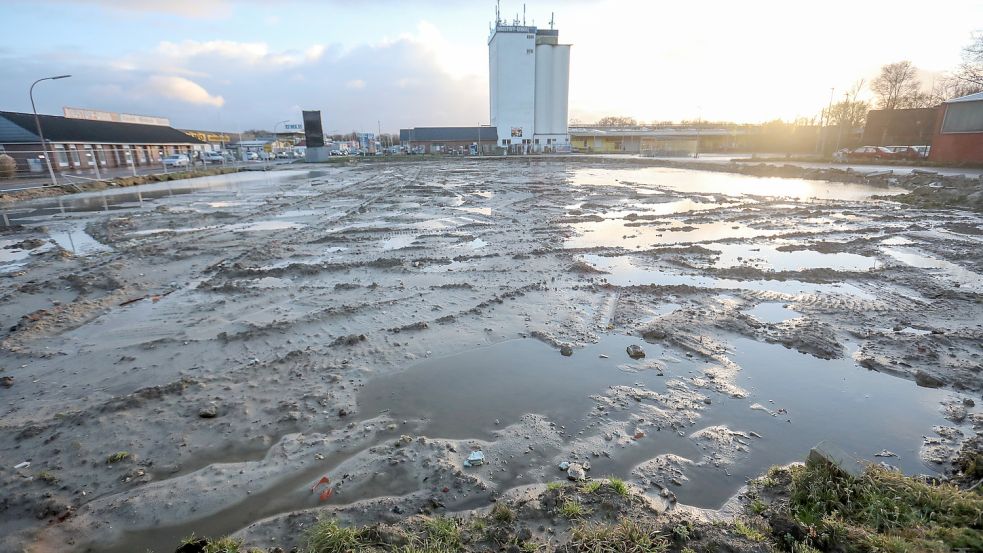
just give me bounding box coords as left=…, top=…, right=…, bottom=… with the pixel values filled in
left=302, top=110, right=325, bottom=148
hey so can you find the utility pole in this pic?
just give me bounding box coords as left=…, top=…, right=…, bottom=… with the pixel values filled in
left=835, top=91, right=849, bottom=152
left=819, top=87, right=834, bottom=156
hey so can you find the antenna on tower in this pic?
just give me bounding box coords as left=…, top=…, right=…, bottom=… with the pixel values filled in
left=495, top=0, right=500, bottom=25
left=523, top=3, right=526, bottom=25
left=550, top=12, right=554, bottom=29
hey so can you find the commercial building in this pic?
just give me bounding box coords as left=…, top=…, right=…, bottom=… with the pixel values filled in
left=0, top=110, right=204, bottom=175
left=488, top=9, right=571, bottom=154
left=928, top=92, right=983, bottom=163
left=569, top=125, right=746, bottom=155
left=861, top=108, right=937, bottom=147
left=399, top=127, right=499, bottom=154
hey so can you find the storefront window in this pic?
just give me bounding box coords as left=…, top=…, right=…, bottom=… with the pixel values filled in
left=68, top=145, right=81, bottom=167
left=53, top=145, right=69, bottom=167
left=95, top=146, right=107, bottom=166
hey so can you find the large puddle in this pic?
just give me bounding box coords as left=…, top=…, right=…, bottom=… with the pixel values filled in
left=567, top=166, right=908, bottom=201
left=579, top=254, right=877, bottom=299
left=360, top=334, right=963, bottom=508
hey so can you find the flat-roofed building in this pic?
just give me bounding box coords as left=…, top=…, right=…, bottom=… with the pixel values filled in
left=929, top=92, right=983, bottom=163
left=0, top=110, right=204, bottom=175
left=399, top=126, right=499, bottom=154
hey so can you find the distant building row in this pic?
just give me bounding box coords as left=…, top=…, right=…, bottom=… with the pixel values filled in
left=860, top=92, right=983, bottom=163
left=0, top=110, right=205, bottom=174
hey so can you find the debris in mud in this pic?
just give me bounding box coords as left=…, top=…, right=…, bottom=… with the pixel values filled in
left=198, top=403, right=219, bottom=418
left=566, top=462, right=587, bottom=481
left=626, top=344, right=645, bottom=359
left=559, top=344, right=574, bottom=356
left=1, top=375, right=13, bottom=388
left=330, top=334, right=366, bottom=347
left=464, top=450, right=485, bottom=467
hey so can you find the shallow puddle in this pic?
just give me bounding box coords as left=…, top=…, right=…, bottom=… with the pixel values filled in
left=745, top=302, right=799, bottom=323
left=568, top=167, right=907, bottom=200
left=359, top=334, right=963, bottom=508
left=883, top=247, right=983, bottom=293
left=580, top=254, right=877, bottom=299
left=710, top=243, right=879, bottom=272
left=565, top=219, right=780, bottom=249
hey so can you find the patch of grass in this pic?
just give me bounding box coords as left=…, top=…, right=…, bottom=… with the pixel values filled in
left=785, top=459, right=983, bottom=553
left=36, top=470, right=59, bottom=484
left=469, top=516, right=487, bottom=533
left=106, top=451, right=130, bottom=464
left=733, top=520, right=767, bottom=542
left=306, top=518, right=366, bottom=553
left=606, top=477, right=629, bottom=497
left=749, top=498, right=767, bottom=515
left=558, top=499, right=588, bottom=519
left=422, top=516, right=460, bottom=548
left=202, top=536, right=242, bottom=553
left=546, top=481, right=565, bottom=491
left=491, top=502, right=516, bottom=524
left=579, top=481, right=602, bottom=494
left=670, top=522, right=691, bottom=542
left=570, top=520, right=668, bottom=553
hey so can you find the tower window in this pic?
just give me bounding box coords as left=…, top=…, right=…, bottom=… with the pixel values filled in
left=526, top=49, right=533, bottom=54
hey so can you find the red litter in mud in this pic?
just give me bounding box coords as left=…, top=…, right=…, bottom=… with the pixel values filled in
left=633, top=431, right=645, bottom=440
left=312, top=475, right=333, bottom=501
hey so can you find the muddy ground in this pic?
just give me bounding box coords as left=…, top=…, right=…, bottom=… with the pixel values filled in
left=0, top=158, right=980, bottom=552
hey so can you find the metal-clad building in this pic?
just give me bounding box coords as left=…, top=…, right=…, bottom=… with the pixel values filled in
left=929, top=92, right=983, bottom=163
left=399, top=126, right=499, bottom=154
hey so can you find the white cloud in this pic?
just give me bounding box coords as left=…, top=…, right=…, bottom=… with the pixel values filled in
left=157, top=40, right=270, bottom=64
left=146, top=76, right=225, bottom=107
left=345, top=79, right=366, bottom=89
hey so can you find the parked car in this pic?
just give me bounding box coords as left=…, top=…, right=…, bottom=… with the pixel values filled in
left=202, top=152, right=225, bottom=163
left=162, top=154, right=190, bottom=167
left=276, top=151, right=290, bottom=159
left=884, top=146, right=927, bottom=161
left=834, top=146, right=894, bottom=162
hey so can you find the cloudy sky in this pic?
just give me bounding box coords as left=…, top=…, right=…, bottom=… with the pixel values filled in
left=1, top=0, right=980, bottom=133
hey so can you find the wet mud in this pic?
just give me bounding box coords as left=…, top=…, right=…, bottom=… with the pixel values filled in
left=0, top=159, right=979, bottom=552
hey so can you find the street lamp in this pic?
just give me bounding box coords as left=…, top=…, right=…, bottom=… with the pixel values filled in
left=272, top=119, right=289, bottom=161
left=30, top=74, right=71, bottom=187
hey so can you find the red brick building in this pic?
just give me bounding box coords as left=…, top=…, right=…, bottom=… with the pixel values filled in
left=928, top=92, right=983, bottom=164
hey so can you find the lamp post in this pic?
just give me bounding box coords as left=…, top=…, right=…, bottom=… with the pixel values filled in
left=30, top=74, right=71, bottom=187
left=272, top=120, right=288, bottom=165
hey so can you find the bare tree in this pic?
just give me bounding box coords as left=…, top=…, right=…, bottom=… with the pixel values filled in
left=829, top=81, right=870, bottom=128
left=871, top=61, right=928, bottom=109
left=929, top=74, right=983, bottom=104
left=596, top=116, right=637, bottom=127
left=955, top=30, right=983, bottom=87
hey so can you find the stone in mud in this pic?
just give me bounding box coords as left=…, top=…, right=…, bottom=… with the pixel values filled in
left=567, top=463, right=586, bottom=481
left=1, top=375, right=13, bottom=388
left=198, top=404, right=218, bottom=418
left=560, top=344, right=573, bottom=356
left=914, top=370, right=944, bottom=389
left=626, top=344, right=645, bottom=359
left=642, top=329, right=667, bottom=341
